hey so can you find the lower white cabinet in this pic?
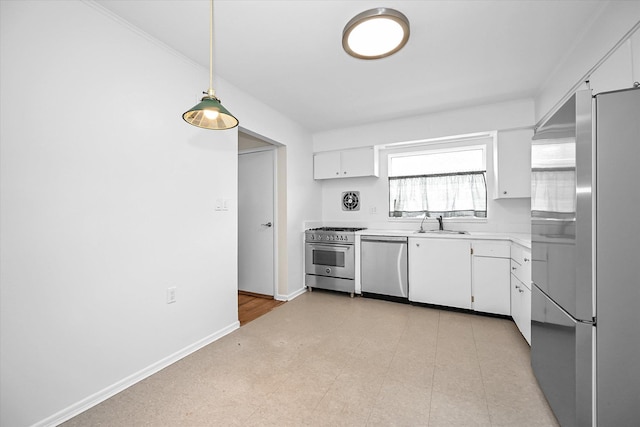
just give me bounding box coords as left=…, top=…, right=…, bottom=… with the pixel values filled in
left=511, top=274, right=531, bottom=344
left=472, top=256, right=511, bottom=315
left=409, top=238, right=472, bottom=310
left=510, top=244, right=532, bottom=344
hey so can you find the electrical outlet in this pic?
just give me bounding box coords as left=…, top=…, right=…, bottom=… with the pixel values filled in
left=167, top=287, right=176, bottom=304
left=369, top=206, right=377, bottom=214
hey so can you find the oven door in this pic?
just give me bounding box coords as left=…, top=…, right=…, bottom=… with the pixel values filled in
left=305, top=242, right=355, bottom=280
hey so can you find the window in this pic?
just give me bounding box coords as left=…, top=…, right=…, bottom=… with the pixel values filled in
left=531, top=140, right=576, bottom=219
left=388, top=145, right=487, bottom=219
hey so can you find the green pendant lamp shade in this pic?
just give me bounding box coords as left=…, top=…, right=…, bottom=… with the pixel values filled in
left=183, top=0, right=238, bottom=130
left=183, top=93, right=238, bottom=130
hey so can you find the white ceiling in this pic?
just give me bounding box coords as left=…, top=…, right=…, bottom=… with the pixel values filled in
left=95, top=0, right=607, bottom=133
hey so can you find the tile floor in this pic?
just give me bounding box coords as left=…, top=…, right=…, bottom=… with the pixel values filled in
left=63, top=291, right=559, bottom=426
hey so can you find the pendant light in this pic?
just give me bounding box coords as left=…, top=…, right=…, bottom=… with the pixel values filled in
left=342, top=8, right=410, bottom=60
left=183, top=0, right=238, bottom=130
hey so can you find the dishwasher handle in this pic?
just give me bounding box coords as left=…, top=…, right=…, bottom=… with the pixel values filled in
left=361, top=235, right=408, bottom=243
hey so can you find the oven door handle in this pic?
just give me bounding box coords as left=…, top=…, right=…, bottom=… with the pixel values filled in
left=308, top=243, right=353, bottom=250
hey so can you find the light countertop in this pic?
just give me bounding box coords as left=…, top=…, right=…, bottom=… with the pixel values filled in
left=356, top=229, right=531, bottom=249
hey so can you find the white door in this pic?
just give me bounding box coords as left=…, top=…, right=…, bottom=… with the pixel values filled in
left=238, top=150, right=275, bottom=296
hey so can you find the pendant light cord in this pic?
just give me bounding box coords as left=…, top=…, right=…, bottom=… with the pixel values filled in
left=208, top=0, right=214, bottom=97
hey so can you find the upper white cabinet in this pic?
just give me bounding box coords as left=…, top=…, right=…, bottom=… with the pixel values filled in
left=409, top=238, right=472, bottom=310
left=313, top=151, right=341, bottom=179
left=493, top=129, right=532, bottom=199
left=313, top=147, right=379, bottom=180
left=471, top=241, right=511, bottom=316
left=589, top=37, right=637, bottom=95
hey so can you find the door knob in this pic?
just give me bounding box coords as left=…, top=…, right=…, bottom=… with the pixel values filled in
left=261, top=222, right=272, bottom=227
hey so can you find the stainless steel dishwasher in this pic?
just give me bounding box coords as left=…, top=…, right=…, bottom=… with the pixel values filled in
left=360, top=235, right=408, bottom=300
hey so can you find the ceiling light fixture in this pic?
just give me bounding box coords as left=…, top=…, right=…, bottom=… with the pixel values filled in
left=342, top=7, right=410, bottom=60
left=183, top=0, right=238, bottom=130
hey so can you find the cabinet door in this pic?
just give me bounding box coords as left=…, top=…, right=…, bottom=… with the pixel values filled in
left=493, top=129, right=532, bottom=199
left=409, top=238, right=471, bottom=309
left=511, top=274, right=531, bottom=344
left=408, top=238, right=430, bottom=303
left=340, top=147, right=378, bottom=178
left=472, top=256, right=510, bottom=315
left=313, top=151, right=341, bottom=179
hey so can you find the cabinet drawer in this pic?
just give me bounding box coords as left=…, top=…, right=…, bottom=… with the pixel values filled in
left=511, top=258, right=531, bottom=290
left=472, top=241, right=510, bottom=258
left=511, top=245, right=531, bottom=265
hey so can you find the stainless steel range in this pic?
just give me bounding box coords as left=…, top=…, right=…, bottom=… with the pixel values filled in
left=305, top=227, right=366, bottom=297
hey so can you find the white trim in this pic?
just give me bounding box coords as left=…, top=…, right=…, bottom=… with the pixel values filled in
left=34, top=322, right=240, bottom=427
left=278, top=286, right=308, bottom=302
left=238, top=146, right=276, bottom=155
left=380, top=131, right=496, bottom=149
left=80, top=0, right=201, bottom=70
left=271, top=149, right=279, bottom=299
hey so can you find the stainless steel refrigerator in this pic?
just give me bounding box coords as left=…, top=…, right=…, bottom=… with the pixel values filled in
left=531, top=87, right=640, bottom=426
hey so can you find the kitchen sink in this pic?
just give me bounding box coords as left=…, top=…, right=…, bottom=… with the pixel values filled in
left=414, top=230, right=469, bottom=235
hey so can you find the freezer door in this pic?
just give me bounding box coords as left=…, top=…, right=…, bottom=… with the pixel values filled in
left=531, top=285, right=593, bottom=427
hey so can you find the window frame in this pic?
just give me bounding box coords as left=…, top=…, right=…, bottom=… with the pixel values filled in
left=385, top=139, right=490, bottom=223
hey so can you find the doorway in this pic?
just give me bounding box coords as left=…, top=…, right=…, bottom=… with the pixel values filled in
left=238, top=147, right=275, bottom=296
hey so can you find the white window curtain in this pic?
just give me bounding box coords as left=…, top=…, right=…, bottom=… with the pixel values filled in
left=531, top=168, right=576, bottom=219
left=389, top=172, right=487, bottom=218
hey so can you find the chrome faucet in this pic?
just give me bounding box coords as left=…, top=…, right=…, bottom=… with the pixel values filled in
left=437, top=215, right=444, bottom=231
left=418, top=212, right=427, bottom=233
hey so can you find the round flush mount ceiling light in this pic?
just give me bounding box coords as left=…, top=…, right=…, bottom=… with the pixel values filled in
left=342, top=7, right=410, bottom=60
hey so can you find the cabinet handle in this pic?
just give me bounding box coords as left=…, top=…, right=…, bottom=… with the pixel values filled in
left=518, top=289, right=524, bottom=293
left=335, top=171, right=339, bottom=175
left=416, top=243, right=420, bottom=247
left=343, top=171, right=347, bottom=174
left=515, top=284, right=520, bottom=289
left=512, top=266, right=517, bottom=270
left=503, top=191, right=507, bottom=195
left=524, top=258, right=529, bottom=262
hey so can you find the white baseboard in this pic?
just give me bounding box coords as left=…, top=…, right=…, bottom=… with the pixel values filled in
left=35, top=321, right=240, bottom=427
left=277, top=286, right=307, bottom=301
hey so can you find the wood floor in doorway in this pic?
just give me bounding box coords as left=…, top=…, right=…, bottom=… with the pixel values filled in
left=238, top=291, right=285, bottom=326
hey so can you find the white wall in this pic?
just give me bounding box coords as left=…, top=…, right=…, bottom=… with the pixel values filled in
left=535, top=1, right=640, bottom=123
left=211, top=23, right=321, bottom=300
left=0, top=1, right=319, bottom=426
left=313, top=98, right=534, bottom=152
left=319, top=139, right=530, bottom=234
left=226, top=92, right=321, bottom=298
left=313, top=99, right=535, bottom=233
